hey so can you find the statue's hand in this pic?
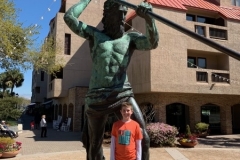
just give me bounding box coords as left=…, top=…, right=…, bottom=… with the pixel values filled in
left=136, top=2, right=152, bottom=20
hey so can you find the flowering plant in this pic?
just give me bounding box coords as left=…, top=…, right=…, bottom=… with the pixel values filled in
left=0, top=143, right=4, bottom=153
left=146, top=122, right=178, bottom=147
left=178, top=125, right=198, bottom=143
left=0, top=137, right=22, bottom=152
left=178, top=133, right=198, bottom=143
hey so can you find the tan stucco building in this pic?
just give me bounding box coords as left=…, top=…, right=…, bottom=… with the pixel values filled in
left=31, top=0, right=240, bottom=134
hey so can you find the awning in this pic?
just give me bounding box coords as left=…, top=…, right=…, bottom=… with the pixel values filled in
left=42, top=100, right=53, bottom=105
left=42, top=100, right=53, bottom=108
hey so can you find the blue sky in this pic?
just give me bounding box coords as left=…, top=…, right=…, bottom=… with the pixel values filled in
left=13, top=0, right=61, bottom=99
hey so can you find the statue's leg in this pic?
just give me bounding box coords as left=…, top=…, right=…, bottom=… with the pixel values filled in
left=128, top=97, right=150, bottom=160
left=81, top=113, right=89, bottom=159
left=86, top=108, right=108, bottom=160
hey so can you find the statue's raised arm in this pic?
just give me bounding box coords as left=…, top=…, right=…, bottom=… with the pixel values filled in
left=130, top=2, right=159, bottom=50
left=63, top=0, right=94, bottom=39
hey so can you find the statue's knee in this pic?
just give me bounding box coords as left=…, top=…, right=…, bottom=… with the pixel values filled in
left=142, top=130, right=150, bottom=145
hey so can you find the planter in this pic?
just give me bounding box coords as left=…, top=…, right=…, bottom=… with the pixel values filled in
left=1, top=149, right=20, bottom=158
left=198, top=132, right=209, bottom=138
left=178, top=140, right=197, bottom=148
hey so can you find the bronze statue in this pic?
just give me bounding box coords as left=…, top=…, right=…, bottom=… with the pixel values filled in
left=64, top=0, right=159, bottom=159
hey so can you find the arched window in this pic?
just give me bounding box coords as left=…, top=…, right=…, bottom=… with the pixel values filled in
left=140, top=103, right=155, bottom=124
left=166, top=103, right=189, bottom=133
left=201, top=104, right=221, bottom=134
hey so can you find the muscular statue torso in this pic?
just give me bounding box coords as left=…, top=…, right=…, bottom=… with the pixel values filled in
left=89, top=33, right=132, bottom=90
left=85, top=32, right=136, bottom=106
left=63, top=0, right=159, bottom=106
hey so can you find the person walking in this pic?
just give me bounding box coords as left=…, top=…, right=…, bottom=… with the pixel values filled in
left=40, top=115, right=47, bottom=138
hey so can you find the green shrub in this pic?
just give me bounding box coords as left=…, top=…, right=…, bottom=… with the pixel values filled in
left=195, top=122, right=209, bottom=132
left=146, top=122, right=178, bottom=147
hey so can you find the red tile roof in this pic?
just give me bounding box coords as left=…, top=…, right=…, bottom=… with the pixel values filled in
left=126, top=0, right=240, bottom=21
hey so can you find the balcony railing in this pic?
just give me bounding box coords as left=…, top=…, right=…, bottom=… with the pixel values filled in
left=196, top=71, right=208, bottom=82
left=211, top=73, right=230, bottom=83
left=194, top=24, right=227, bottom=40
left=209, top=28, right=227, bottom=40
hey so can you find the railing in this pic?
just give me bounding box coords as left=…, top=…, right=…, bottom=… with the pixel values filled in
left=196, top=71, right=208, bottom=82
left=195, top=70, right=230, bottom=84
left=211, top=73, right=230, bottom=83
left=209, top=28, right=227, bottom=40
left=194, top=24, right=227, bottom=40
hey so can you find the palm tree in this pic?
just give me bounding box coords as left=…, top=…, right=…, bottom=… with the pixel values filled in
left=0, top=72, right=9, bottom=94
left=5, top=70, right=24, bottom=94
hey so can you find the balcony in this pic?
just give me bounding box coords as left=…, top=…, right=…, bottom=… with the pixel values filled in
left=31, top=93, right=44, bottom=103
left=209, top=28, right=227, bottom=40
left=196, top=71, right=208, bottom=82
left=195, top=69, right=230, bottom=84
left=194, top=24, right=227, bottom=40
left=47, top=79, right=67, bottom=98
left=211, top=72, right=230, bottom=83
left=186, top=14, right=227, bottom=40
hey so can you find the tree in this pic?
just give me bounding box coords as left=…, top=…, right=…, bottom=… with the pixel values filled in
left=0, top=72, right=8, bottom=94
left=4, top=69, right=24, bottom=94
left=0, top=0, right=65, bottom=73
left=0, top=70, right=24, bottom=97
left=0, top=97, right=22, bottom=120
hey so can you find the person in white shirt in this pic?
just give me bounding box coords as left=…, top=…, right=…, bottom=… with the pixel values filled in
left=40, top=115, right=47, bottom=138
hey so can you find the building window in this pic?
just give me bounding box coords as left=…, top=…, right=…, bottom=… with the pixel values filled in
left=198, top=57, right=206, bottom=68
left=195, top=25, right=205, bottom=36
left=209, top=28, right=227, bottom=40
left=197, top=16, right=215, bottom=25
left=196, top=72, right=208, bottom=82
left=188, top=57, right=206, bottom=68
left=232, top=0, right=240, bottom=6
left=64, top=34, right=71, bottom=55
left=49, top=83, right=52, bottom=91
left=41, top=71, right=44, bottom=81
left=186, top=14, right=225, bottom=27
left=201, top=104, right=221, bottom=134
left=186, top=14, right=195, bottom=21
left=187, top=57, right=196, bottom=68
left=35, top=87, right=40, bottom=93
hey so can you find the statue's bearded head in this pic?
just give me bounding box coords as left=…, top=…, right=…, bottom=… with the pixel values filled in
left=102, top=0, right=128, bottom=39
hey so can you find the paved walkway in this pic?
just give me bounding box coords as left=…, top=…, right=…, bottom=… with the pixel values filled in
left=6, top=114, right=240, bottom=160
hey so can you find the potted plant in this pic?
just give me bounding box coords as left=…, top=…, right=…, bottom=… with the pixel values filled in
left=178, top=125, right=198, bottom=148
left=195, top=122, right=209, bottom=138
left=0, top=137, right=22, bottom=158
left=0, top=143, right=3, bottom=157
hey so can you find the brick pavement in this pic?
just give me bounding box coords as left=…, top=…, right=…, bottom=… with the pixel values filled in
left=8, top=128, right=240, bottom=160
left=5, top=113, right=240, bottom=160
